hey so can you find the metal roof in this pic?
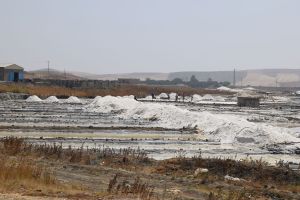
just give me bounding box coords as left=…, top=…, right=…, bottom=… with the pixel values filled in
left=0, top=64, right=23, bottom=70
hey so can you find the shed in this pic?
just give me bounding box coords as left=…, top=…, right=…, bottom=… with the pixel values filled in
left=0, top=64, right=24, bottom=82
left=237, top=96, right=260, bottom=107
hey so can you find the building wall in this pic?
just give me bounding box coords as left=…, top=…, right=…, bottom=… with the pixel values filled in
left=0, top=67, right=4, bottom=81
left=4, top=69, right=24, bottom=81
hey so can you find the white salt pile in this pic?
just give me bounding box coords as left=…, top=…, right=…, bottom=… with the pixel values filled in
left=65, top=96, right=81, bottom=103
left=217, top=86, right=232, bottom=91
left=44, top=96, right=59, bottom=103
left=26, top=95, right=42, bottom=102
left=271, top=96, right=291, bottom=103
left=192, top=94, right=202, bottom=102
left=169, top=93, right=177, bottom=100
left=144, top=96, right=153, bottom=100
left=88, top=95, right=137, bottom=113
left=158, top=93, right=169, bottom=99
left=214, top=96, right=226, bottom=102
left=85, top=96, right=300, bottom=146
left=244, top=87, right=256, bottom=91
left=202, top=94, right=214, bottom=101
left=217, top=86, right=241, bottom=93
left=123, top=95, right=135, bottom=99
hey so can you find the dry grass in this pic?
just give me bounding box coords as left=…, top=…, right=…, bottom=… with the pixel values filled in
left=0, top=157, right=55, bottom=187
left=1, top=137, right=151, bottom=167
left=155, top=155, right=300, bottom=184
left=1, top=137, right=299, bottom=199
left=0, top=83, right=232, bottom=98
left=107, top=174, right=154, bottom=200
left=0, top=137, right=94, bottom=198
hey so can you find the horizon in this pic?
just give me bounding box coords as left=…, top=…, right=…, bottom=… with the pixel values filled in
left=28, top=66, right=300, bottom=75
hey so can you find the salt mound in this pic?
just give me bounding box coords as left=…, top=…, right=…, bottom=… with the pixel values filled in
left=214, top=96, right=225, bottom=102
left=217, top=86, right=242, bottom=93
left=85, top=96, right=299, bottom=146
left=123, top=95, right=135, bottom=99
left=88, top=95, right=137, bottom=113
left=202, top=94, right=214, bottom=101
left=217, top=86, right=232, bottom=91
left=271, top=96, right=290, bottom=103
left=169, top=93, right=177, bottom=100
left=65, top=96, right=81, bottom=103
left=144, top=96, right=153, bottom=100
left=244, top=87, right=256, bottom=91
left=158, top=93, right=169, bottom=99
left=44, top=96, right=59, bottom=103
left=26, top=95, right=42, bottom=102
left=192, top=94, right=202, bottom=102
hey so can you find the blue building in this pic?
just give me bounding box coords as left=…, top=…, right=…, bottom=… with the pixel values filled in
left=0, top=64, right=24, bottom=82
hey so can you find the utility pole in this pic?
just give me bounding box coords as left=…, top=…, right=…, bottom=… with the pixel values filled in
left=47, top=60, right=50, bottom=75
left=233, top=68, right=236, bottom=87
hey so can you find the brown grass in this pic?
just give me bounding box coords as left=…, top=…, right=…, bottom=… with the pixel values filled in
left=1, top=137, right=299, bottom=199
left=1, top=137, right=151, bottom=168
left=0, top=137, right=92, bottom=198
left=155, top=155, right=300, bottom=184
left=107, top=174, right=154, bottom=200
left=0, top=83, right=232, bottom=98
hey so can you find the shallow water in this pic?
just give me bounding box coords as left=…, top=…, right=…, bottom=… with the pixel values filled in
left=0, top=99, right=299, bottom=163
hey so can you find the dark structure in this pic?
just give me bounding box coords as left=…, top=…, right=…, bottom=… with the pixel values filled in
left=237, top=96, right=260, bottom=107
left=25, top=79, right=120, bottom=89
left=118, top=78, right=140, bottom=84
left=0, top=64, right=24, bottom=82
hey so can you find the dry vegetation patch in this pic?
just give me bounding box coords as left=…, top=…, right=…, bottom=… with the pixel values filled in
left=0, top=137, right=299, bottom=200
left=0, top=83, right=232, bottom=98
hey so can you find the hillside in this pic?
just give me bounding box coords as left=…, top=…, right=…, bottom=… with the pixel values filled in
left=71, top=71, right=169, bottom=81
left=25, top=68, right=85, bottom=80
left=168, top=68, right=300, bottom=87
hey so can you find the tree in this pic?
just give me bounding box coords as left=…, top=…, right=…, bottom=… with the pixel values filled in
left=189, top=75, right=199, bottom=87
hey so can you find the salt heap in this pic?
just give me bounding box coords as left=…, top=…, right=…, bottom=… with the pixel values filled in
left=88, top=95, right=137, bottom=113
left=192, top=94, right=202, bottom=102
left=158, top=93, right=169, bottom=99
left=217, top=86, right=232, bottom=91
left=217, top=86, right=241, bottom=93
left=144, top=96, right=153, bottom=100
left=202, top=94, right=214, bottom=101
left=169, top=93, right=177, bottom=100
left=85, top=96, right=299, bottom=146
left=26, top=95, right=42, bottom=102
left=214, top=96, right=225, bottom=102
left=123, top=95, right=135, bottom=99
left=65, top=96, right=81, bottom=103
left=44, top=96, right=59, bottom=103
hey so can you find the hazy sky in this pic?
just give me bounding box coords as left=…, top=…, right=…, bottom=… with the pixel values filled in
left=0, top=0, right=300, bottom=74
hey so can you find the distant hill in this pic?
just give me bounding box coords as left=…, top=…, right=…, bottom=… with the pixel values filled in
left=26, top=68, right=300, bottom=87
left=71, top=71, right=169, bottom=81
left=25, top=68, right=85, bottom=80
left=168, top=69, right=300, bottom=87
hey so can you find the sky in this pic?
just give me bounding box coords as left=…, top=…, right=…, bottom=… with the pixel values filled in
left=0, top=0, right=300, bottom=74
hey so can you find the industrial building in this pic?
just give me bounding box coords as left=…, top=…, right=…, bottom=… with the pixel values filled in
left=237, top=96, right=260, bottom=107
left=0, top=64, right=24, bottom=82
